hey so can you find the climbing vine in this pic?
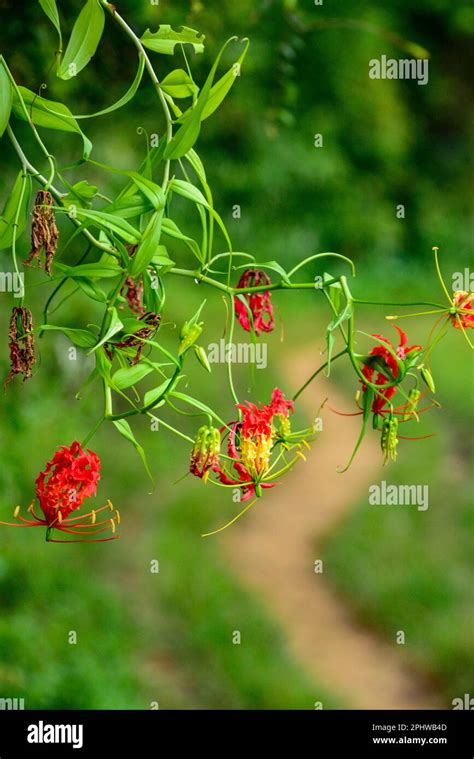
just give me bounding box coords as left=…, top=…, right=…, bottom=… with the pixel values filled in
left=0, top=1, right=471, bottom=542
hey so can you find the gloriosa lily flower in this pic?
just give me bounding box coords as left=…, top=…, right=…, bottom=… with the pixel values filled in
left=234, top=269, right=275, bottom=336
left=0, top=442, right=119, bottom=543
left=218, top=388, right=296, bottom=500
left=450, top=291, right=474, bottom=330
left=361, top=326, right=421, bottom=413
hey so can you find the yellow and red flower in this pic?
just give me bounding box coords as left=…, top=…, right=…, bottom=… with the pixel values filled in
left=218, top=388, right=294, bottom=499
left=450, top=291, right=474, bottom=330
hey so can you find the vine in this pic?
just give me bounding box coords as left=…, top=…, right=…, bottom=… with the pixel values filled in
left=0, top=1, right=471, bottom=543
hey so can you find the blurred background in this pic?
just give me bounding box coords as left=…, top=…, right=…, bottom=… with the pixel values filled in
left=0, top=0, right=472, bottom=708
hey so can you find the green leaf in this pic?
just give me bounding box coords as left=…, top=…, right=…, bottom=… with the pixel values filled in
left=170, top=178, right=208, bottom=207
left=161, top=217, right=202, bottom=262
left=328, top=301, right=353, bottom=332
left=106, top=194, right=153, bottom=220
left=324, top=272, right=342, bottom=313
left=87, top=159, right=165, bottom=210
left=0, top=61, right=13, bottom=137
left=12, top=86, right=92, bottom=159
left=127, top=173, right=165, bottom=211
left=160, top=69, right=198, bottom=98
left=71, top=207, right=141, bottom=244
left=141, top=25, right=205, bottom=55
left=325, top=330, right=335, bottom=376
left=54, top=261, right=123, bottom=279
left=130, top=208, right=164, bottom=277
left=163, top=37, right=235, bottom=160
left=168, top=178, right=231, bottom=257
left=0, top=171, right=32, bottom=250
left=201, top=38, right=249, bottom=120
left=143, top=378, right=171, bottom=410
left=150, top=246, right=171, bottom=266
left=88, top=308, right=123, bottom=354
left=254, top=260, right=291, bottom=284
left=72, top=54, right=145, bottom=119
left=112, top=363, right=154, bottom=390
left=169, top=391, right=225, bottom=426
left=57, top=0, right=105, bottom=80
left=185, top=148, right=207, bottom=183
left=39, top=0, right=62, bottom=46
left=62, top=179, right=98, bottom=209
left=75, top=276, right=107, bottom=302
left=112, top=419, right=154, bottom=483
left=39, top=324, right=97, bottom=348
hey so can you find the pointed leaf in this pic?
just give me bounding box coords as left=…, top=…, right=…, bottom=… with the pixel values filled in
left=0, top=61, right=13, bottom=137
left=58, top=0, right=105, bottom=80
left=0, top=171, right=32, bottom=250
left=39, top=0, right=62, bottom=45
left=141, top=25, right=205, bottom=55
left=112, top=363, right=154, bottom=390
left=160, top=69, right=198, bottom=98
left=130, top=208, right=164, bottom=277
left=39, top=324, right=97, bottom=348
left=12, top=86, right=92, bottom=158
left=201, top=38, right=249, bottom=120
left=112, top=419, right=154, bottom=483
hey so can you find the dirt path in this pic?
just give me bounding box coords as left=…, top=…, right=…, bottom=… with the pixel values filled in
left=222, top=349, right=442, bottom=709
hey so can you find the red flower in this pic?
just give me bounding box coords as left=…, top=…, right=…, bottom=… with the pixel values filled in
left=218, top=388, right=294, bottom=498
left=361, top=327, right=421, bottom=413
left=451, top=291, right=474, bottom=330
left=36, top=441, right=101, bottom=523
left=0, top=442, right=119, bottom=542
left=234, top=269, right=275, bottom=336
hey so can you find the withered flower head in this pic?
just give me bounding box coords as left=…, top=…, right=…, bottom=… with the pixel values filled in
left=120, top=245, right=145, bottom=316
left=122, top=275, right=145, bottom=315
left=24, top=190, right=59, bottom=275
left=5, top=306, right=36, bottom=387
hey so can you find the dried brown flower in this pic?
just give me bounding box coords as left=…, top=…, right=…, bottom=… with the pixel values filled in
left=5, top=306, right=36, bottom=387
left=24, top=190, right=59, bottom=275
left=120, top=245, right=145, bottom=316
left=122, top=276, right=145, bottom=316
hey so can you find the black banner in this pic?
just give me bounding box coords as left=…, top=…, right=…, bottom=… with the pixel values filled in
left=0, top=710, right=472, bottom=757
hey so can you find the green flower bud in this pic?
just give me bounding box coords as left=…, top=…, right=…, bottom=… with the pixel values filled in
left=420, top=367, right=436, bottom=394
left=194, top=345, right=211, bottom=373
left=381, top=415, right=398, bottom=465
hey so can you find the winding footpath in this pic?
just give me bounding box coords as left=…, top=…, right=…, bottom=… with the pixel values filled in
left=222, top=349, right=443, bottom=709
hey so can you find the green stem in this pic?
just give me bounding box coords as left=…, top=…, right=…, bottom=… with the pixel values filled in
left=1, top=57, right=55, bottom=187
left=225, top=292, right=240, bottom=409
left=432, top=247, right=452, bottom=305
left=7, top=126, right=116, bottom=255
left=11, top=168, right=28, bottom=306
left=100, top=1, right=173, bottom=191
left=353, top=298, right=446, bottom=309
left=146, top=413, right=195, bottom=443
left=292, top=348, right=348, bottom=401
left=42, top=244, right=92, bottom=330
